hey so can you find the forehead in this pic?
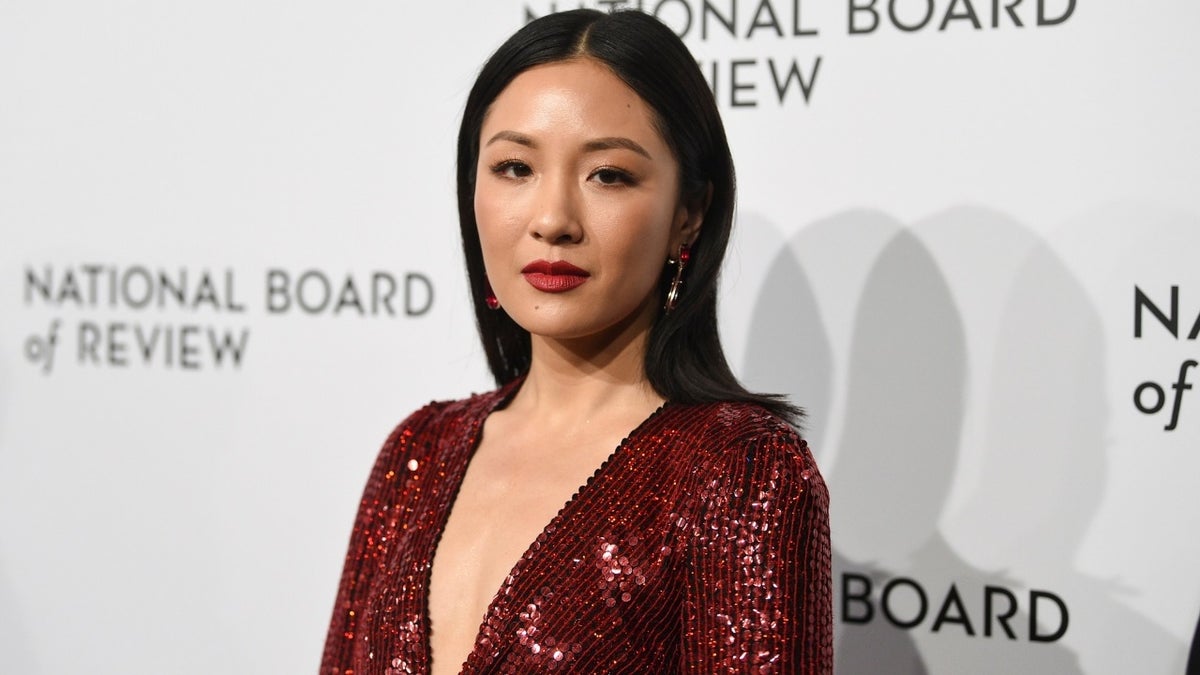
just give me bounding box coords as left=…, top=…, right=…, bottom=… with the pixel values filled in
left=482, top=58, right=666, bottom=147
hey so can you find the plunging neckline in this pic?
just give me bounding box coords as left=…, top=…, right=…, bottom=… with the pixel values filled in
left=421, top=382, right=671, bottom=675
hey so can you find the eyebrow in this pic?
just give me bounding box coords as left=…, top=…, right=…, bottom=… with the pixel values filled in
left=485, top=131, right=652, bottom=160
left=583, top=137, right=652, bottom=159
left=485, top=130, right=536, bottom=148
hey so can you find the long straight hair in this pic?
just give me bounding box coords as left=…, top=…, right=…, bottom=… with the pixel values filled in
left=456, top=9, right=802, bottom=425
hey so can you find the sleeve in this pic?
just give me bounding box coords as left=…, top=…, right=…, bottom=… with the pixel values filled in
left=680, top=430, right=833, bottom=674
left=319, top=404, right=439, bottom=674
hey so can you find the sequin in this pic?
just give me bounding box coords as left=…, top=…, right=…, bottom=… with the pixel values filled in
left=321, top=381, right=832, bottom=673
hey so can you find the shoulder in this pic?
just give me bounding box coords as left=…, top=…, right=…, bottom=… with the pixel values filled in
left=388, top=389, right=496, bottom=433
left=665, top=400, right=826, bottom=503
left=374, top=384, right=512, bottom=463
left=668, top=400, right=815, bottom=466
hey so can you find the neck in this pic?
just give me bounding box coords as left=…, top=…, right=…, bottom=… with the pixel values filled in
left=510, top=301, right=664, bottom=425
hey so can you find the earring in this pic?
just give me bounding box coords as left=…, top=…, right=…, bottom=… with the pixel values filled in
left=484, top=280, right=500, bottom=310
left=664, top=244, right=690, bottom=313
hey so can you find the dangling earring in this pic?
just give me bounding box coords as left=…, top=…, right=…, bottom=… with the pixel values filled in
left=484, top=279, right=500, bottom=310
left=664, top=243, right=690, bottom=313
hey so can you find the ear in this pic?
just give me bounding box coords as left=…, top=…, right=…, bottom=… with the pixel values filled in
left=673, top=182, right=712, bottom=250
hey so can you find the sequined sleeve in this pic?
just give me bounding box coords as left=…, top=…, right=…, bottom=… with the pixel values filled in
left=320, top=403, right=441, bottom=674
left=680, top=430, right=833, bottom=674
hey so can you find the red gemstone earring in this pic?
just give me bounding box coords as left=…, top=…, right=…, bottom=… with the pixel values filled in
left=664, top=243, right=690, bottom=313
left=484, top=280, right=500, bottom=310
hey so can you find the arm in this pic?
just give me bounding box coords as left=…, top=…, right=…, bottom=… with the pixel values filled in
left=681, top=430, right=833, bottom=674
left=319, top=405, right=437, bottom=673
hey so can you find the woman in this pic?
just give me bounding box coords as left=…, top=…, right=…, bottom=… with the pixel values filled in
left=321, top=9, right=831, bottom=674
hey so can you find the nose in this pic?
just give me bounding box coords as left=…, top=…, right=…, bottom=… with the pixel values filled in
left=529, top=174, right=583, bottom=245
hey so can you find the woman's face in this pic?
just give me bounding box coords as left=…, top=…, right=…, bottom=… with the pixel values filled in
left=474, top=57, right=701, bottom=344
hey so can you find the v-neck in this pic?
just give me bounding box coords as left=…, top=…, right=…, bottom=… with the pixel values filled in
left=420, top=381, right=671, bottom=675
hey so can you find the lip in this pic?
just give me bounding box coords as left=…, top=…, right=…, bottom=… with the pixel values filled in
left=521, top=259, right=590, bottom=293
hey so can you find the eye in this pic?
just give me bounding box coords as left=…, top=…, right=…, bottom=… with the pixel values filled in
left=591, top=167, right=635, bottom=186
left=491, top=160, right=532, bottom=179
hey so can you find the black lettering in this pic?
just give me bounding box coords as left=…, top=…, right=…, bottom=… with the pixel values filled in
left=939, top=0, right=982, bottom=30
left=1037, top=0, right=1074, bottom=26
left=891, top=0, right=935, bottom=31
left=297, top=271, right=331, bottom=314
left=224, top=269, right=245, bottom=312
left=849, top=0, right=880, bottom=34
left=180, top=325, right=200, bottom=370
left=984, top=585, right=1019, bottom=639
left=136, top=324, right=162, bottom=363
left=193, top=272, right=220, bottom=310
left=58, top=269, right=82, bottom=305
left=730, top=59, right=757, bottom=107
left=1134, top=286, right=1177, bottom=338
left=107, top=322, right=128, bottom=367
left=266, top=269, right=290, bottom=313
left=792, top=0, right=818, bottom=35
left=1029, top=590, right=1069, bottom=642
left=121, top=267, right=153, bottom=309
left=993, top=0, right=1024, bottom=27
left=24, top=266, right=53, bottom=304
left=931, top=583, right=976, bottom=635
left=701, top=0, right=736, bottom=39
left=159, top=269, right=187, bottom=308
left=373, top=272, right=398, bottom=316
left=768, top=56, right=821, bottom=104
left=748, top=0, right=784, bottom=37
left=841, top=573, right=874, bottom=624
left=405, top=273, right=434, bottom=317
left=1166, top=360, right=1198, bottom=431
left=882, top=577, right=928, bottom=629
left=209, top=327, right=249, bottom=367
left=334, top=276, right=365, bottom=315
left=1134, top=381, right=1166, bottom=415
left=81, top=264, right=104, bottom=305
left=78, top=321, right=101, bottom=363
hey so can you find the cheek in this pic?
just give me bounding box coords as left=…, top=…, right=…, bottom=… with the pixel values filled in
left=592, top=200, right=677, bottom=288
left=473, top=184, right=516, bottom=262
left=473, top=181, right=498, bottom=237
left=611, top=197, right=678, bottom=257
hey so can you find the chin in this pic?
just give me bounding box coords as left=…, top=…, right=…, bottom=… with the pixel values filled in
left=515, top=306, right=656, bottom=346
left=516, top=316, right=612, bottom=342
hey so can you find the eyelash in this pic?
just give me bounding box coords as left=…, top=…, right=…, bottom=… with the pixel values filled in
left=490, top=159, right=532, bottom=179
left=487, top=160, right=637, bottom=187
left=590, top=167, right=636, bottom=186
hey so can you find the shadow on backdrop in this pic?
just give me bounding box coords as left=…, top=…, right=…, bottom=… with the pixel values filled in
left=937, top=207, right=1189, bottom=673
left=742, top=211, right=931, bottom=674
left=740, top=208, right=1129, bottom=673
left=830, top=223, right=969, bottom=675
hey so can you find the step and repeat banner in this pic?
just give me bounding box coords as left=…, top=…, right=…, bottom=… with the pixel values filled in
left=2, top=1, right=1198, bottom=673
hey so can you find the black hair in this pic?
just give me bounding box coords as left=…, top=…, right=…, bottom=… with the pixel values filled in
left=456, top=9, right=802, bottom=425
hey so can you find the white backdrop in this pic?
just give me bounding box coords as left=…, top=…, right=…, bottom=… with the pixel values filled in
left=2, top=1, right=1198, bottom=673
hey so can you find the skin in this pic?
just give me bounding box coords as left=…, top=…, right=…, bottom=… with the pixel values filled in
left=426, top=57, right=705, bottom=674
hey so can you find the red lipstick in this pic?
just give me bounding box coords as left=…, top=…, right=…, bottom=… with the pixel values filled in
left=521, top=260, right=590, bottom=292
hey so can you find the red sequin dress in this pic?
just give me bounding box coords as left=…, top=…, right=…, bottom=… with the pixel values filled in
left=321, top=382, right=832, bottom=674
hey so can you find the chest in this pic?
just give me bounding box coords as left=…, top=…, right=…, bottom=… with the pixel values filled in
left=426, top=433, right=623, bottom=673
left=362, top=422, right=705, bottom=674
left=434, top=443, right=608, bottom=606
